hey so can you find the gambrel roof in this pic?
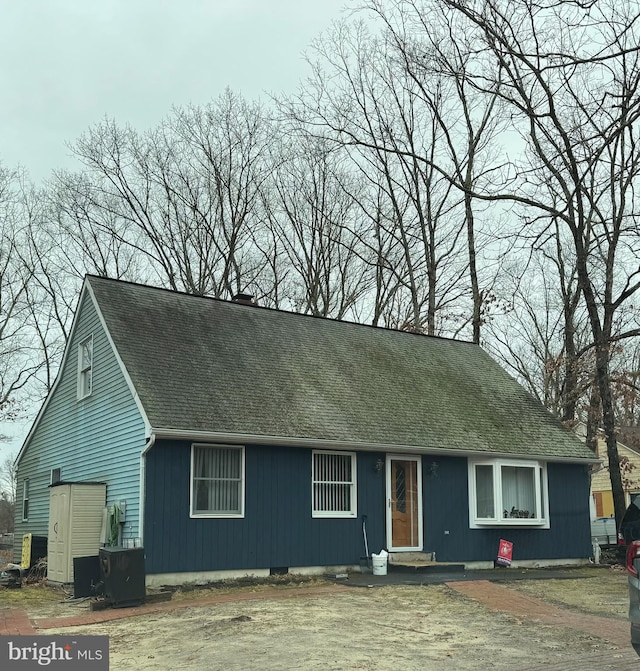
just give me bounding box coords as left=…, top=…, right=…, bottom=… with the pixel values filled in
left=80, top=276, right=593, bottom=462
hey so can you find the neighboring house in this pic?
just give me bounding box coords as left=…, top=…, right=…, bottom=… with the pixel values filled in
left=14, top=276, right=597, bottom=585
left=583, top=426, right=640, bottom=519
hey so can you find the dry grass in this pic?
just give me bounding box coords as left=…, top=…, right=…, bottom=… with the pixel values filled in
left=0, top=568, right=333, bottom=618
left=0, top=563, right=631, bottom=624
left=1, top=550, right=71, bottom=617
left=0, top=582, right=65, bottom=612
left=168, top=573, right=331, bottom=603
left=508, top=565, right=629, bottom=618
left=44, top=581, right=624, bottom=671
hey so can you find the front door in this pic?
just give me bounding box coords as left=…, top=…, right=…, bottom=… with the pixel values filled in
left=386, top=455, right=423, bottom=551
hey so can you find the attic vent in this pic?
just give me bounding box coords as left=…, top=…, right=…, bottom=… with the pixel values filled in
left=232, top=292, right=257, bottom=306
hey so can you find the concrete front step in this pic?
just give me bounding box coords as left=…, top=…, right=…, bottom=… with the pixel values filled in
left=388, top=552, right=434, bottom=563
left=388, top=552, right=465, bottom=574
left=388, top=561, right=466, bottom=574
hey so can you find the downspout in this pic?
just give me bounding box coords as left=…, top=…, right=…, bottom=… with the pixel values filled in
left=138, top=433, right=156, bottom=546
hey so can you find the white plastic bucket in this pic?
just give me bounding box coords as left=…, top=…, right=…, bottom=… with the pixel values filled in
left=372, top=555, right=388, bottom=576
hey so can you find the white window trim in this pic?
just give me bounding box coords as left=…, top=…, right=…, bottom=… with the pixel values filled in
left=22, top=479, right=29, bottom=521
left=190, top=443, right=245, bottom=519
left=468, top=458, right=549, bottom=529
left=77, top=334, right=94, bottom=400
left=312, top=450, right=357, bottom=519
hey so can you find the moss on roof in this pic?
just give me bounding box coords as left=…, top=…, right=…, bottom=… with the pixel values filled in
left=88, top=276, right=593, bottom=460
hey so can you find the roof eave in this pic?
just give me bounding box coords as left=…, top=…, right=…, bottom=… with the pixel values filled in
left=150, top=427, right=598, bottom=464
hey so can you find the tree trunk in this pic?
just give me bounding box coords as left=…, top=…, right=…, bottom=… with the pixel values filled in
left=595, top=345, right=627, bottom=526
left=465, top=186, right=481, bottom=344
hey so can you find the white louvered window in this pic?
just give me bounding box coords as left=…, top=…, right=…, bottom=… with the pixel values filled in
left=312, top=451, right=357, bottom=518
left=191, top=444, right=244, bottom=518
left=468, top=459, right=548, bottom=528
left=77, top=335, right=93, bottom=399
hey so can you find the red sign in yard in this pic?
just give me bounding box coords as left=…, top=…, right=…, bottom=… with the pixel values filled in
left=497, top=539, right=513, bottom=566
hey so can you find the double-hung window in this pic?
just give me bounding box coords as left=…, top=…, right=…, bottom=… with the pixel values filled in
left=22, top=480, right=29, bottom=521
left=312, top=451, right=357, bottom=518
left=468, top=459, right=548, bottom=528
left=190, top=444, right=244, bottom=518
left=77, top=335, right=93, bottom=399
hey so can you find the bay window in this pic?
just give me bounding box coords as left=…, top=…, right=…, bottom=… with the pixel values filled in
left=469, top=459, right=548, bottom=527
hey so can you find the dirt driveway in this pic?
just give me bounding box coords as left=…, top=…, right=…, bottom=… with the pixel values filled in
left=7, top=567, right=636, bottom=670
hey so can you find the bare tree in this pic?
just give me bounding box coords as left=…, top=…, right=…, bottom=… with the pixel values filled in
left=487, top=241, right=592, bottom=421
left=0, top=165, right=60, bottom=413
left=286, top=0, right=640, bottom=523
left=49, top=170, right=147, bottom=281
left=0, top=452, right=17, bottom=533
left=263, top=135, right=371, bottom=318
left=362, top=0, right=507, bottom=342
left=0, top=453, right=17, bottom=504
left=171, top=92, right=276, bottom=297
left=433, top=0, right=640, bottom=525
left=609, top=340, right=640, bottom=428
left=62, top=90, right=277, bottom=299
left=287, top=21, right=473, bottom=335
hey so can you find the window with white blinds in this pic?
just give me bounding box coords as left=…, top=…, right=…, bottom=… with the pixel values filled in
left=191, top=444, right=245, bottom=517
left=312, top=451, right=357, bottom=518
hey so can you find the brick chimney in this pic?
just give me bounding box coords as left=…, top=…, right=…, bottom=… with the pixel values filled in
left=231, top=292, right=257, bottom=306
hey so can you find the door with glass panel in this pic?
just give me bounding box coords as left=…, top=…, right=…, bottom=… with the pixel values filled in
left=386, top=455, right=423, bottom=551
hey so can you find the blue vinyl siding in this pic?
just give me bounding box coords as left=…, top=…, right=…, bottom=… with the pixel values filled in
left=14, top=290, right=146, bottom=558
left=144, top=441, right=386, bottom=574
left=144, top=443, right=591, bottom=575
left=422, top=457, right=592, bottom=562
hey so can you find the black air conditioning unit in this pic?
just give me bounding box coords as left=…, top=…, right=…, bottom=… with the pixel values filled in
left=98, top=546, right=145, bottom=608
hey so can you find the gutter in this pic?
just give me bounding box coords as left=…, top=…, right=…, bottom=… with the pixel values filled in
left=138, top=433, right=156, bottom=545
left=150, top=427, right=600, bottom=465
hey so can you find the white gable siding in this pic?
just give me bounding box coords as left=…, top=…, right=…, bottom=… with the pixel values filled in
left=14, top=291, right=146, bottom=557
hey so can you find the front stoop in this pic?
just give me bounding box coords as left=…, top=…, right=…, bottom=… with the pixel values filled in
left=388, top=552, right=465, bottom=574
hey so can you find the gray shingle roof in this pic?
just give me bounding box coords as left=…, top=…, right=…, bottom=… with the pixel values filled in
left=88, top=276, right=593, bottom=460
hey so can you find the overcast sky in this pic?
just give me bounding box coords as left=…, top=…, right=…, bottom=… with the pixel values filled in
left=1, top=0, right=349, bottom=181
left=0, top=0, right=350, bottom=465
